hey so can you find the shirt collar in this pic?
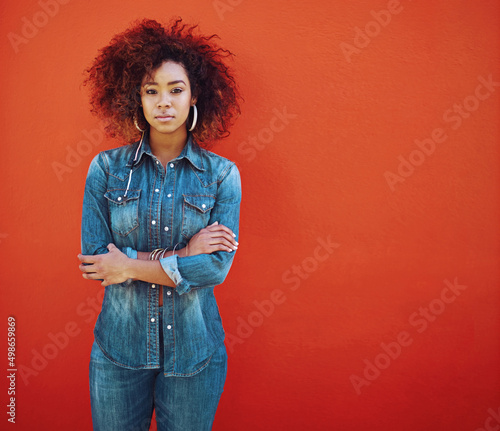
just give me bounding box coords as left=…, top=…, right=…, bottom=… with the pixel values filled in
left=126, top=131, right=205, bottom=171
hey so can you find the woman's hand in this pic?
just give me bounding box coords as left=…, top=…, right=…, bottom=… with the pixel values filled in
left=78, top=244, right=132, bottom=287
left=186, top=221, right=238, bottom=256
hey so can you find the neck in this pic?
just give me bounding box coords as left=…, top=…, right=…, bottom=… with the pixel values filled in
left=148, top=127, right=188, bottom=166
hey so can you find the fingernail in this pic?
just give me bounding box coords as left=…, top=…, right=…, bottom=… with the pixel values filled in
left=232, top=233, right=236, bottom=237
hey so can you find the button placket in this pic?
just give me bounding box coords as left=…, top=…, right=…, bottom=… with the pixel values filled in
left=146, top=159, right=164, bottom=367
left=154, top=158, right=177, bottom=372
left=161, top=286, right=175, bottom=373
left=161, top=160, right=176, bottom=246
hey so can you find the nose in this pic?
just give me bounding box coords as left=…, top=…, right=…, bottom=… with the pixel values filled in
left=157, top=91, right=172, bottom=108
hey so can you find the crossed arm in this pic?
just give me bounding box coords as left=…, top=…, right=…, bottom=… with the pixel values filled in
left=78, top=221, right=238, bottom=287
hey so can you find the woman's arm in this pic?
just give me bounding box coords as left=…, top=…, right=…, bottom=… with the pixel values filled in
left=80, top=157, right=241, bottom=291
left=79, top=243, right=175, bottom=287
left=158, top=163, right=241, bottom=294
left=78, top=221, right=238, bottom=287
left=81, top=152, right=138, bottom=259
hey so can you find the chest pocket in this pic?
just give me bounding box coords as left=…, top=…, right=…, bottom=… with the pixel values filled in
left=181, top=194, right=216, bottom=240
left=104, top=189, right=141, bottom=237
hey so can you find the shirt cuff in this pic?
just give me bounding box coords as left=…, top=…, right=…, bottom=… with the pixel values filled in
left=124, top=247, right=137, bottom=260
left=159, top=254, right=190, bottom=294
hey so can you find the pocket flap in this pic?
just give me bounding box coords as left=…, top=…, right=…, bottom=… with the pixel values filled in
left=182, top=194, right=215, bottom=213
left=104, top=189, right=141, bottom=205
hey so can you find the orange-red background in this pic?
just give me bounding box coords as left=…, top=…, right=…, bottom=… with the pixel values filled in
left=1, top=0, right=499, bottom=430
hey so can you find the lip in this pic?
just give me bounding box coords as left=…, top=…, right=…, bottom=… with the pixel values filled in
left=155, top=115, right=175, bottom=122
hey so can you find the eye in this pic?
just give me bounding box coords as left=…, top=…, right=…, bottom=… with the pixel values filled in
left=145, top=89, right=157, bottom=95
left=171, top=88, right=183, bottom=94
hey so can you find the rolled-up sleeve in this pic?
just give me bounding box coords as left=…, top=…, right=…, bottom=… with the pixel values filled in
left=160, top=163, right=241, bottom=295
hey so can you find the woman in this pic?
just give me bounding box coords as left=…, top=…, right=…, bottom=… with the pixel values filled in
left=78, top=18, right=241, bottom=431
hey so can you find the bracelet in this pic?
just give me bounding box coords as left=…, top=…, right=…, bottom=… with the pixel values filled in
left=159, top=248, right=169, bottom=260
left=149, top=248, right=164, bottom=261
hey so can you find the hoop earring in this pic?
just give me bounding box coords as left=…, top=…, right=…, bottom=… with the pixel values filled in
left=134, top=114, right=146, bottom=133
left=188, top=105, right=198, bottom=132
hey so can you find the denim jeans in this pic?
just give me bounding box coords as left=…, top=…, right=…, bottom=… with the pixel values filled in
left=89, top=308, right=227, bottom=431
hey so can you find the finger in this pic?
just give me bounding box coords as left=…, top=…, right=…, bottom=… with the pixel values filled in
left=211, top=243, right=236, bottom=253
left=82, top=268, right=99, bottom=278
left=210, top=231, right=238, bottom=247
left=208, top=236, right=238, bottom=250
left=198, top=229, right=237, bottom=248
left=206, top=223, right=237, bottom=240
left=78, top=263, right=96, bottom=274
left=214, top=223, right=236, bottom=238
left=107, top=243, right=117, bottom=251
left=78, top=254, right=96, bottom=263
left=205, top=224, right=222, bottom=233
left=79, top=263, right=91, bottom=273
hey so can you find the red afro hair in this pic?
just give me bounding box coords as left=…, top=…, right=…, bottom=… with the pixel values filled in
left=84, top=18, right=241, bottom=146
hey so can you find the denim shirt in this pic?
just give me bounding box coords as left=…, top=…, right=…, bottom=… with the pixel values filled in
left=81, top=132, right=241, bottom=376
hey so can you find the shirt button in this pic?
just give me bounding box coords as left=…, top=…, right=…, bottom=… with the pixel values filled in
left=117, top=197, right=122, bottom=201
left=167, top=325, right=172, bottom=330
left=155, top=188, right=159, bottom=193
left=169, top=163, right=174, bottom=168
left=166, top=291, right=171, bottom=296
left=202, top=204, right=206, bottom=209
left=151, top=318, right=155, bottom=323
left=164, top=226, right=169, bottom=231
left=152, top=220, right=156, bottom=225
left=167, top=193, right=172, bottom=198
left=156, top=161, right=159, bottom=165
left=152, top=284, right=156, bottom=289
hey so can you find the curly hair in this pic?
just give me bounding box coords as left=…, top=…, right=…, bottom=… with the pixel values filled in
left=83, top=18, right=241, bottom=146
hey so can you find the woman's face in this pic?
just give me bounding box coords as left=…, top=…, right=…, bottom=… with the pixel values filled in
left=140, top=61, right=195, bottom=139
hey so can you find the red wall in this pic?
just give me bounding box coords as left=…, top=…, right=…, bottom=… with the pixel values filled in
left=1, top=1, right=499, bottom=429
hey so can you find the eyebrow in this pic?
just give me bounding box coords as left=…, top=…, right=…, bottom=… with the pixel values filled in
left=142, top=80, right=187, bottom=86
